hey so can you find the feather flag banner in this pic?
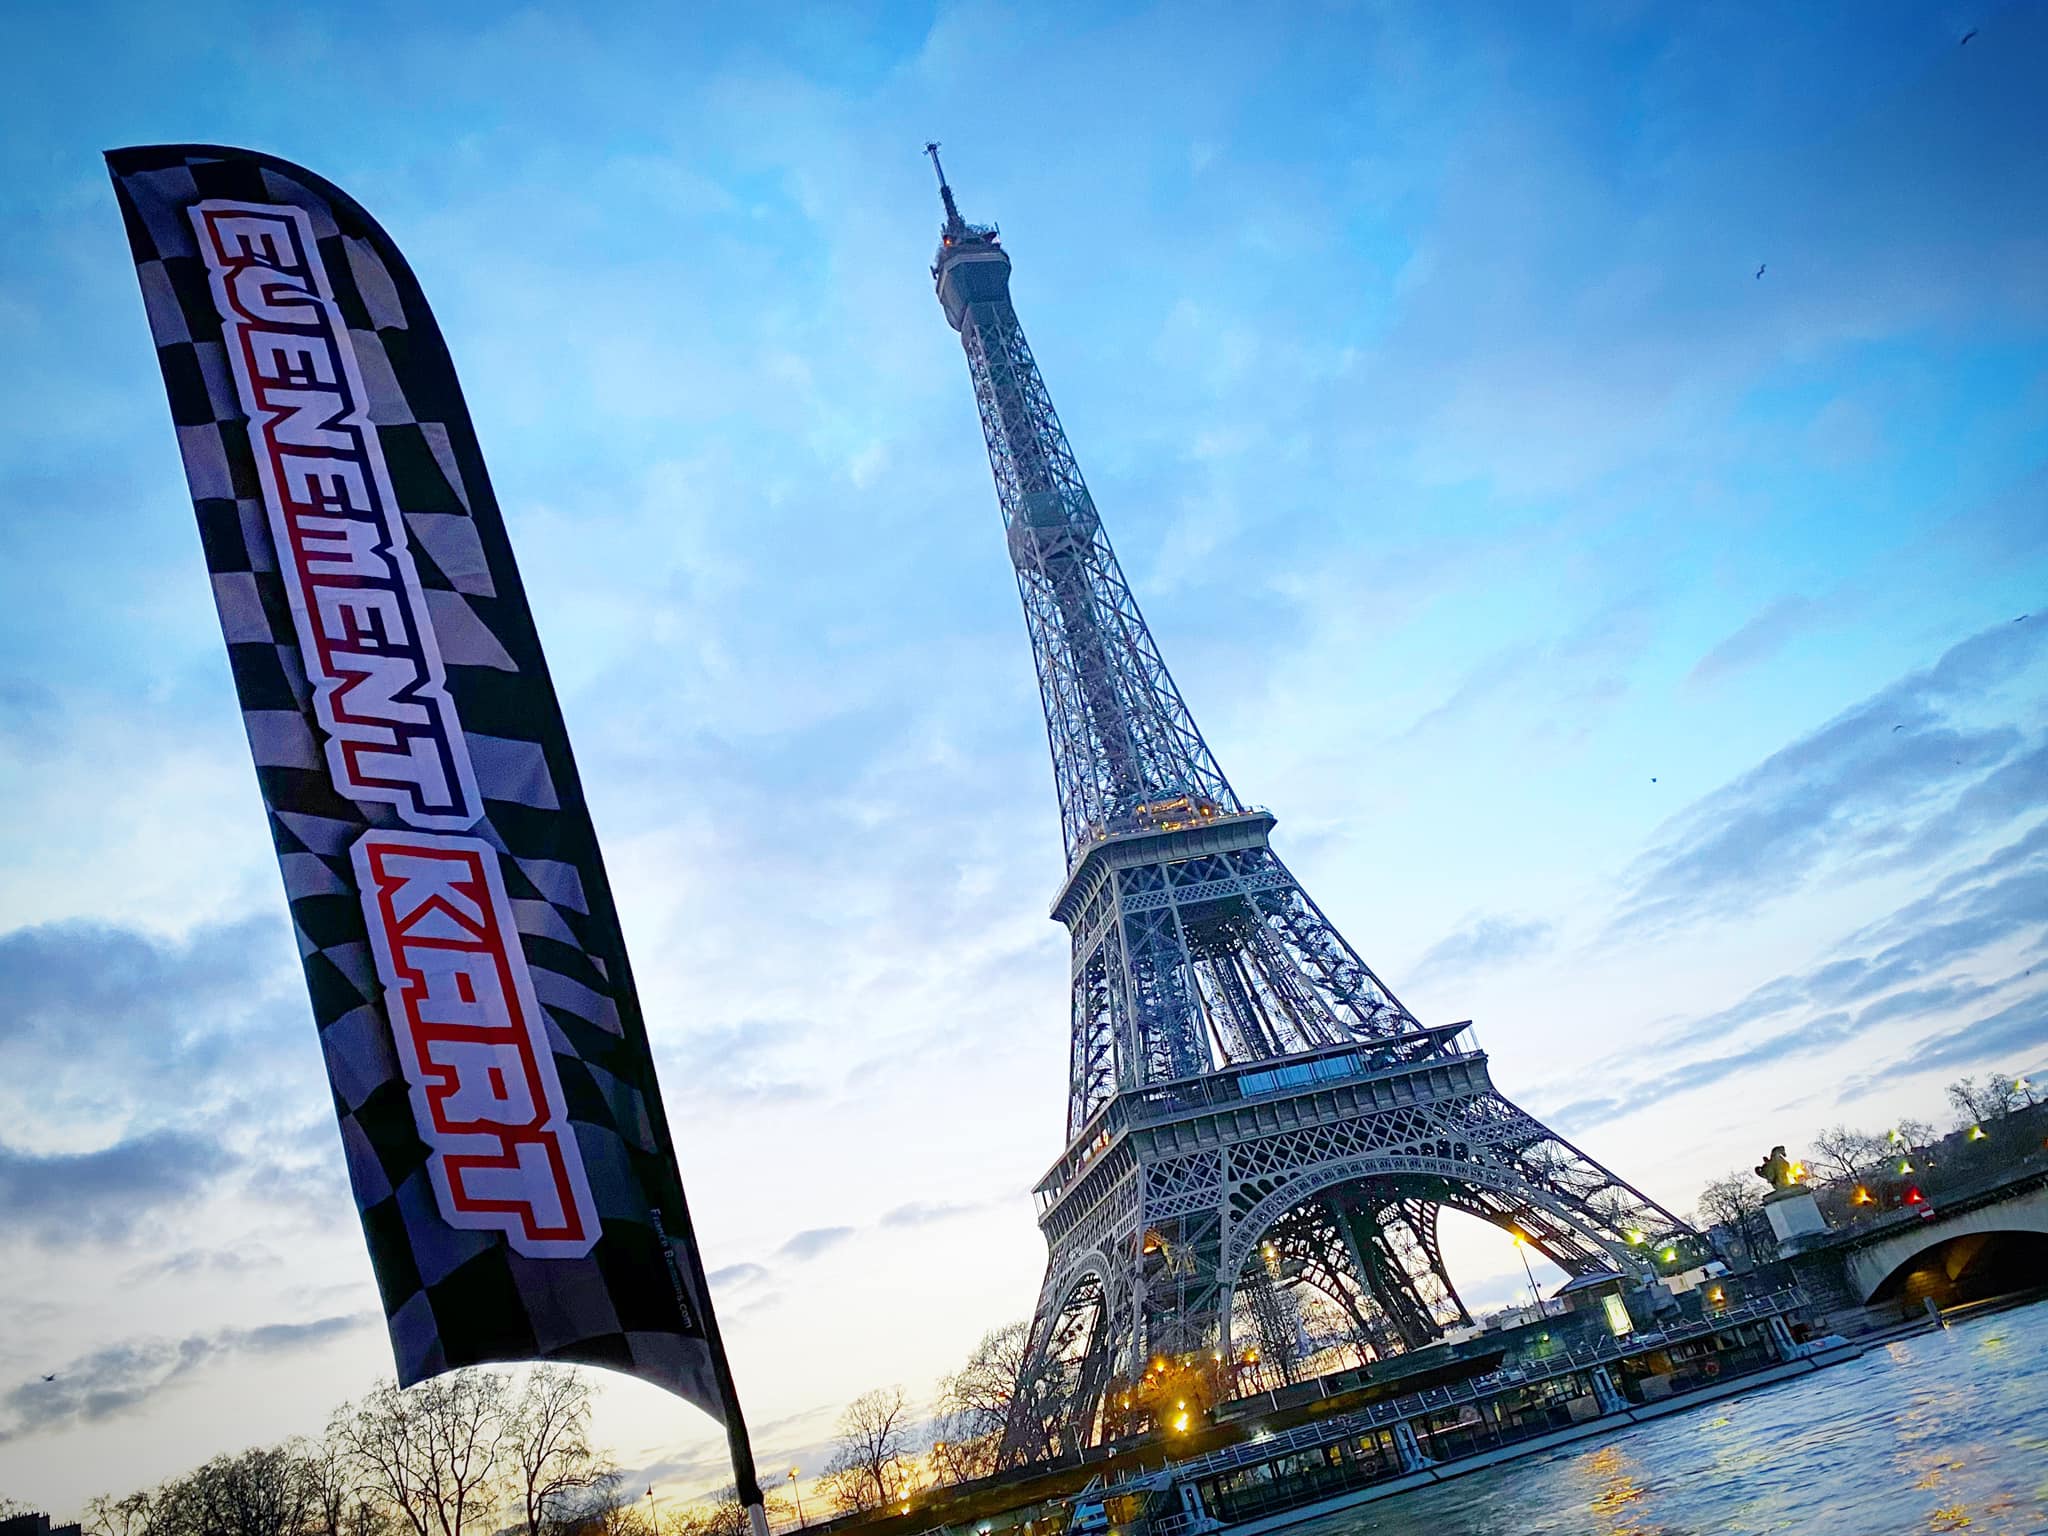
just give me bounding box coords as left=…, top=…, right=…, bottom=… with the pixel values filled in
left=105, top=147, right=756, bottom=1478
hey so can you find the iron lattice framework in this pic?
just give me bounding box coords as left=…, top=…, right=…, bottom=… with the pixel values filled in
left=925, top=147, right=1698, bottom=1460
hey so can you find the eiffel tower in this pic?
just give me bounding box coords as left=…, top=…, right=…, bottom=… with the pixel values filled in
left=924, top=147, right=1698, bottom=1454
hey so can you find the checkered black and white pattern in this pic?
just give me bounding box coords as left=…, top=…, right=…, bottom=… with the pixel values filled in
left=107, top=144, right=730, bottom=1420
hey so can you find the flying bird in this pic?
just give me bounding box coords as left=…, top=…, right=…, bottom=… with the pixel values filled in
left=1755, top=263, right=1766, bottom=279
left=1893, top=724, right=1905, bottom=732
left=2016, top=614, right=2029, bottom=622
left=1960, top=29, right=1978, bottom=44
left=39, top=1373, right=56, bottom=1383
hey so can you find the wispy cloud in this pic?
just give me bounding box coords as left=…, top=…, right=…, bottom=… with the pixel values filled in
left=708, top=1261, right=770, bottom=1290
left=1616, top=621, right=2048, bottom=934
left=1409, top=916, right=1555, bottom=985
left=0, top=914, right=308, bottom=1144
left=1902, top=989, right=2048, bottom=1076
left=0, top=1132, right=237, bottom=1245
left=1684, top=595, right=1826, bottom=690
left=1549, top=812, right=2048, bottom=1130
left=774, top=1226, right=856, bottom=1262
left=0, top=1315, right=374, bottom=1445
left=878, top=1199, right=990, bottom=1229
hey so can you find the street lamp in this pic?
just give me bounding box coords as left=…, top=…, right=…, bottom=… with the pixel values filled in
left=787, top=1470, right=804, bottom=1530
left=1511, top=1231, right=1547, bottom=1320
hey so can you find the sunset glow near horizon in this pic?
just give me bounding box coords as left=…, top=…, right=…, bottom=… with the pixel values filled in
left=2, top=0, right=2045, bottom=1517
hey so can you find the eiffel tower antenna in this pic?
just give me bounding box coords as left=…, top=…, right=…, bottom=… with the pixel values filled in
left=928, top=147, right=1701, bottom=1460
left=924, top=140, right=966, bottom=235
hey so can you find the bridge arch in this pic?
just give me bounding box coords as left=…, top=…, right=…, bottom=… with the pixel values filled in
left=1222, top=1152, right=1650, bottom=1281
left=1848, top=1187, right=2048, bottom=1306
left=1217, top=1153, right=1659, bottom=1365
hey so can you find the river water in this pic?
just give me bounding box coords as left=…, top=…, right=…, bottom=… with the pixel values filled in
left=1299, top=1303, right=2048, bottom=1536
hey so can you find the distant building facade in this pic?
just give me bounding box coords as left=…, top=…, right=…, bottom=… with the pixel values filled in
left=1, top=1513, right=82, bottom=1536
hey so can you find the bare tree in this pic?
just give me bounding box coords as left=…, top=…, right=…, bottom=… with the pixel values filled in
left=662, top=1486, right=756, bottom=1536
left=926, top=1430, right=995, bottom=1490
left=1696, top=1172, right=1772, bottom=1264
left=547, top=1478, right=645, bottom=1536
left=820, top=1389, right=912, bottom=1514
left=1894, top=1117, right=1938, bottom=1153
left=82, top=1490, right=155, bottom=1536
left=504, top=1367, right=612, bottom=1536
left=329, top=1373, right=511, bottom=1536
left=929, top=1324, right=1030, bottom=1485
left=309, top=1429, right=398, bottom=1536
left=305, top=1440, right=350, bottom=1536
left=1808, top=1126, right=1885, bottom=1186
left=181, top=1445, right=322, bottom=1536
left=133, top=1471, right=206, bottom=1536
left=1946, top=1074, right=2023, bottom=1127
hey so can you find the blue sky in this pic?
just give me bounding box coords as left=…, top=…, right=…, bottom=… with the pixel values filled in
left=2, top=0, right=2045, bottom=1516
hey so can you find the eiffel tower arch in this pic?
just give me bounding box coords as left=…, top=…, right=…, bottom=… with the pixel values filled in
left=922, top=148, right=1701, bottom=1456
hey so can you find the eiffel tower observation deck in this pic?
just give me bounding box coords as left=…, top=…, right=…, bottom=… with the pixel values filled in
left=924, top=146, right=1701, bottom=1459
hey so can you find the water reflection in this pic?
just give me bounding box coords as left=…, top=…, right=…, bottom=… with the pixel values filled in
left=1305, top=1305, right=2045, bottom=1536
left=1576, top=1445, right=1662, bottom=1536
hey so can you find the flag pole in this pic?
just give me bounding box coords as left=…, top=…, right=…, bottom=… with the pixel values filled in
left=667, top=1191, right=771, bottom=1536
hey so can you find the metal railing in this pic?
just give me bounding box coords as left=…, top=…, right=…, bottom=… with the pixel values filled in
left=1156, top=1290, right=1804, bottom=1487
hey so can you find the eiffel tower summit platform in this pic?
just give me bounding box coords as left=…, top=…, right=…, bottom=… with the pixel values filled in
left=923, top=145, right=1702, bottom=1457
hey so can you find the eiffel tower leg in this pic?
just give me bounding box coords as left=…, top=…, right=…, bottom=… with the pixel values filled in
left=1002, top=1259, right=1127, bottom=1465
left=1011, top=1155, right=1171, bottom=1466
left=1261, top=1201, right=1390, bottom=1365
left=1324, top=1187, right=1443, bottom=1350
left=1388, top=1197, right=1472, bottom=1328
left=1136, top=1207, right=1225, bottom=1364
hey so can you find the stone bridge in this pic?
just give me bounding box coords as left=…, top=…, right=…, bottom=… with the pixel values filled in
left=1791, top=1171, right=2048, bottom=1310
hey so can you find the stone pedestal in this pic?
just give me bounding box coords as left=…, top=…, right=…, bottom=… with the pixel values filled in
left=1764, top=1186, right=1829, bottom=1252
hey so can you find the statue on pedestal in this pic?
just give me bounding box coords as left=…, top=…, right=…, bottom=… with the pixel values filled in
left=1754, top=1145, right=1828, bottom=1248
left=1755, top=1146, right=1804, bottom=1190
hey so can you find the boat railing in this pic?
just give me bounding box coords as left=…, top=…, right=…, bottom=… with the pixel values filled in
left=1167, top=1290, right=1805, bottom=1486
